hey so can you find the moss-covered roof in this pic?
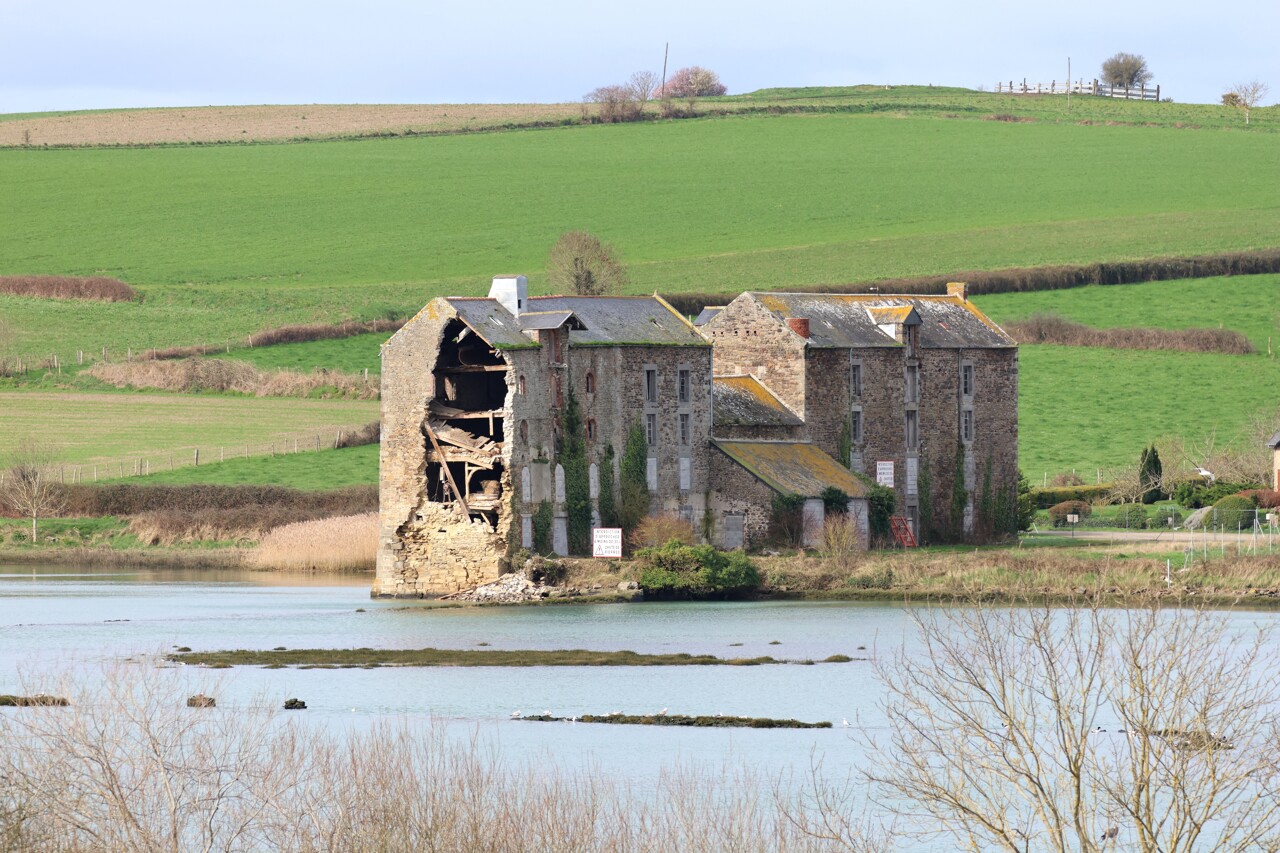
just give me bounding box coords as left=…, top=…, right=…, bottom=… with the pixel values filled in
left=713, top=440, right=867, bottom=498
left=712, top=376, right=803, bottom=427
left=744, top=292, right=1014, bottom=349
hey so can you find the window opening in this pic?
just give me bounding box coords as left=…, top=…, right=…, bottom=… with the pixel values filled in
left=678, top=369, right=690, bottom=403
left=906, top=410, right=919, bottom=450
left=645, top=369, right=657, bottom=403
left=585, top=372, right=595, bottom=394
left=646, top=413, right=657, bottom=446
left=961, top=364, right=974, bottom=398
left=680, top=413, right=690, bottom=445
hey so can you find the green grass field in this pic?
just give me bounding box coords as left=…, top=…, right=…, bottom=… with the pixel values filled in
left=0, top=391, right=377, bottom=468
left=2, top=109, right=1278, bottom=359
left=976, top=274, right=1280, bottom=349
left=2, top=89, right=1278, bottom=487
left=106, top=443, right=378, bottom=489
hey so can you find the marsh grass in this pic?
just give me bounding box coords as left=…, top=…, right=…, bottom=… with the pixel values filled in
left=87, top=358, right=378, bottom=399
left=167, top=647, right=792, bottom=668
left=520, top=712, right=833, bottom=728
left=0, top=664, right=879, bottom=852
left=249, top=512, right=377, bottom=570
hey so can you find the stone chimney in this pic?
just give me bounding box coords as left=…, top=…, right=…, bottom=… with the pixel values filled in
left=488, top=274, right=528, bottom=317
left=946, top=281, right=968, bottom=301
left=786, top=317, right=811, bottom=338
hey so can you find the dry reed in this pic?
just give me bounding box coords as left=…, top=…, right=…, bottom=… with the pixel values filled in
left=250, top=512, right=377, bottom=570
left=87, top=358, right=379, bottom=399
left=0, top=275, right=137, bottom=302
left=0, top=664, right=882, bottom=851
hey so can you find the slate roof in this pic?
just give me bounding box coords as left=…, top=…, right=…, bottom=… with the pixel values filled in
left=518, top=310, right=583, bottom=332
left=528, top=295, right=707, bottom=346
left=712, top=376, right=803, bottom=428
left=713, top=439, right=868, bottom=498
left=443, top=298, right=536, bottom=349
left=746, top=293, right=1014, bottom=349
left=693, top=306, right=724, bottom=326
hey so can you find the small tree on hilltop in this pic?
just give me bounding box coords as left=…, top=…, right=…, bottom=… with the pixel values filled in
left=1224, top=80, right=1269, bottom=124
left=627, top=70, right=660, bottom=107
left=1101, top=52, right=1152, bottom=88
left=665, top=66, right=727, bottom=98
left=1, top=441, right=66, bottom=543
left=547, top=231, right=628, bottom=297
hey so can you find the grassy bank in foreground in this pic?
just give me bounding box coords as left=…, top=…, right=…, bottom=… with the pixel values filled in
left=166, top=648, right=831, bottom=667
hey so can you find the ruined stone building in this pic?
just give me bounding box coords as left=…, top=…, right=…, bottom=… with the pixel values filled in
left=375, top=276, right=1017, bottom=598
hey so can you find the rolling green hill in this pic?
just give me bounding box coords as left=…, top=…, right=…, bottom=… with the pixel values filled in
left=2, top=88, right=1277, bottom=485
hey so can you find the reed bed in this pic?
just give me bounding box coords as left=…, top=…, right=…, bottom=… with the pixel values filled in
left=86, top=358, right=378, bottom=399
left=250, top=512, right=377, bottom=571
left=0, top=665, right=879, bottom=852
left=0, top=275, right=136, bottom=302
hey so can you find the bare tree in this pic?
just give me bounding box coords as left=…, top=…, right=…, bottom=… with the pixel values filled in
left=585, top=84, right=641, bottom=123
left=865, top=599, right=1280, bottom=851
left=1101, top=52, right=1153, bottom=88
left=628, top=70, right=660, bottom=108
left=1, top=440, right=66, bottom=542
left=1224, top=80, right=1269, bottom=124
left=547, top=231, right=629, bottom=297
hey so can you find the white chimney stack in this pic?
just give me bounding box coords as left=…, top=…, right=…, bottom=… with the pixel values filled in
left=488, top=275, right=528, bottom=317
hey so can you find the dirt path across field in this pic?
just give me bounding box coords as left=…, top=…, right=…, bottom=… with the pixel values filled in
left=0, top=103, right=586, bottom=147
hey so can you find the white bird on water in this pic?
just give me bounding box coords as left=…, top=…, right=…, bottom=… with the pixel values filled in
left=510, top=710, right=522, bottom=719
left=658, top=707, right=669, bottom=716
left=842, top=718, right=850, bottom=728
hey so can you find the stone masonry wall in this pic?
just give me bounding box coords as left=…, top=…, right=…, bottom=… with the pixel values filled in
left=703, top=295, right=807, bottom=420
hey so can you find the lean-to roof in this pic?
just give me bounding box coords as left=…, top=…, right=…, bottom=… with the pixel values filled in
left=712, top=376, right=803, bottom=428
left=713, top=440, right=868, bottom=498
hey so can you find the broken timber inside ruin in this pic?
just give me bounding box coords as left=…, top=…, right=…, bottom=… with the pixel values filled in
left=375, top=275, right=1018, bottom=598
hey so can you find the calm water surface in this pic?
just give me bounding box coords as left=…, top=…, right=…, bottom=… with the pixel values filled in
left=4, top=563, right=1277, bottom=788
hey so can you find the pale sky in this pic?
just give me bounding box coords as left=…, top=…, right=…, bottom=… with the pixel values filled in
left=2, top=0, right=1275, bottom=112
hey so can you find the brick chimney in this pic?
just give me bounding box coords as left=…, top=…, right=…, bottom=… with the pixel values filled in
left=946, top=281, right=968, bottom=301
left=786, top=317, right=811, bottom=338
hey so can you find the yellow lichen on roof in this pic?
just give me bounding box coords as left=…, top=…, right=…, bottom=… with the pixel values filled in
left=719, top=376, right=788, bottom=412
left=713, top=440, right=867, bottom=498
left=866, top=305, right=915, bottom=324
left=914, top=294, right=1013, bottom=337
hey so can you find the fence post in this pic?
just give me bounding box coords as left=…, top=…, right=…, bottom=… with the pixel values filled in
left=194, top=448, right=199, bottom=466
left=102, top=346, right=107, bottom=362
left=1155, top=85, right=1160, bottom=102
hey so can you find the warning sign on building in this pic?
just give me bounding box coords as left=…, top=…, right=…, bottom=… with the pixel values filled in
left=876, top=461, right=895, bottom=488
left=592, top=527, right=624, bottom=559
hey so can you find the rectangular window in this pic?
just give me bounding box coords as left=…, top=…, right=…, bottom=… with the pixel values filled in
left=645, top=369, right=657, bottom=403
left=962, top=409, right=974, bottom=443
left=905, top=410, right=919, bottom=450
left=678, top=369, right=691, bottom=403
left=961, top=364, right=974, bottom=398
left=646, top=413, right=657, bottom=446
left=851, top=409, right=863, bottom=443
left=851, top=362, right=862, bottom=399
left=905, top=365, right=919, bottom=403
left=680, top=413, right=690, bottom=445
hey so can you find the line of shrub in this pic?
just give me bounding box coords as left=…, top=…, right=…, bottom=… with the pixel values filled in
left=660, top=248, right=1280, bottom=316
left=57, top=483, right=377, bottom=517
left=86, top=358, right=379, bottom=399
left=1004, top=314, right=1254, bottom=354
left=136, top=318, right=405, bottom=361
left=0, top=275, right=137, bottom=302
left=1031, top=484, right=1113, bottom=509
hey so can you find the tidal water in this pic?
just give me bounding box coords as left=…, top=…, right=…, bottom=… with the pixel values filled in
left=0, top=563, right=907, bottom=785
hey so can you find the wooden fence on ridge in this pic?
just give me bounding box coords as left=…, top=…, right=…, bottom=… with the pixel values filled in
left=995, top=79, right=1161, bottom=101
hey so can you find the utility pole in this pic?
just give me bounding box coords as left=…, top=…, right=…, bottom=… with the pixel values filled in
left=661, top=43, right=669, bottom=97
left=1067, top=56, right=1071, bottom=112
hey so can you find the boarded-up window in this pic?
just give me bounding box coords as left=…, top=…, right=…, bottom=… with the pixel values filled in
left=906, top=410, right=919, bottom=450
left=646, top=457, right=658, bottom=492
left=679, top=457, right=691, bottom=491
left=645, top=369, right=657, bottom=403
left=905, top=365, right=919, bottom=403
left=723, top=514, right=744, bottom=550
